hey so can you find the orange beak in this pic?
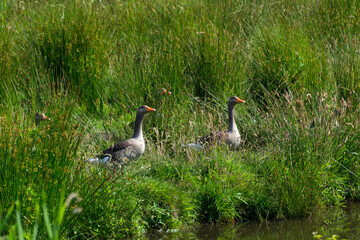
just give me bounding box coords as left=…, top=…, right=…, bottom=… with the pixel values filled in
left=159, top=88, right=167, bottom=95
left=236, top=97, right=246, bottom=103
left=42, top=114, right=50, bottom=120
left=146, top=107, right=156, bottom=112
left=159, top=88, right=172, bottom=96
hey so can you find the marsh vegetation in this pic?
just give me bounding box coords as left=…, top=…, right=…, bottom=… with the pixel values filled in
left=1, top=0, right=360, bottom=238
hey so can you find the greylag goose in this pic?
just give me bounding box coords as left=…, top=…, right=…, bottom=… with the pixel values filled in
left=89, top=105, right=156, bottom=166
left=35, top=112, right=50, bottom=126
left=182, top=96, right=245, bottom=150
left=127, top=88, right=171, bottom=129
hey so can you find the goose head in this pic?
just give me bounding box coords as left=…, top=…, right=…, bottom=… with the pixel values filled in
left=159, top=88, right=172, bottom=96
left=138, top=105, right=156, bottom=115
left=35, top=113, right=50, bottom=126
left=227, top=96, right=245, bottom=107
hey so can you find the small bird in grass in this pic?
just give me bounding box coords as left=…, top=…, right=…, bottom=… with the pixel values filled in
left=89, top=105, right=156, bottom=170
left=182, top=96, right=245, bottom=150
left=35, top=112, right=50, bottom=126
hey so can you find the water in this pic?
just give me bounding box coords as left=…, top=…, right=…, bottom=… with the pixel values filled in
left=145, top=202, right=360, bottom=240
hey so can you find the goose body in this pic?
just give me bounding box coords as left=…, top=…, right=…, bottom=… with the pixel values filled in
left=89, top=105, right=156, bottom=166
left=101, top=136, right=145, bottom=164
left=183, top=96, right=245, bottom=150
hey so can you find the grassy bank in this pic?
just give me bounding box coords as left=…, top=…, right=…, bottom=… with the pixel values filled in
left=1, top=0, right=360, bottom=238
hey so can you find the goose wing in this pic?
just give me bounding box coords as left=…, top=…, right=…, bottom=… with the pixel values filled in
left=102, top=139, right=131, bottom=156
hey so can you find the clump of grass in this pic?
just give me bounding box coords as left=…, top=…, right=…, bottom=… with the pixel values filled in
left=26, top=2, right=112, bottom=111
left=0, top=192, right=82, bottom=240
left=243, top=92, right=360, bottom=219
left=247, top=26, right=333, bottom=107
left=0, top=98, right=85, bottom=236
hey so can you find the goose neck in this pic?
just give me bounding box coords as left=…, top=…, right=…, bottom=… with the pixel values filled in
left=132, top=112, right=145, bottom=139
left=228, top=104, right=238, bottom=133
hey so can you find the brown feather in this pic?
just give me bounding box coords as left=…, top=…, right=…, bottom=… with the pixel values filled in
left=102, top=140, right=131, bottom=156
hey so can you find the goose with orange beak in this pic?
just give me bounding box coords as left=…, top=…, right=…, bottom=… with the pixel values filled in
left=35, top=112, right=50, bottom=126
left=90, top=105, right=156, bottom=166
left=183, top=96, right=245, bottom=150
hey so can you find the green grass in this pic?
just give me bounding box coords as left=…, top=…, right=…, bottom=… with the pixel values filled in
left=1, top=0, right=360, bottom=238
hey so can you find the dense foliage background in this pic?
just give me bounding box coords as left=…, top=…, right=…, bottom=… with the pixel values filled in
left=1, top=0, right=360, bottom=238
